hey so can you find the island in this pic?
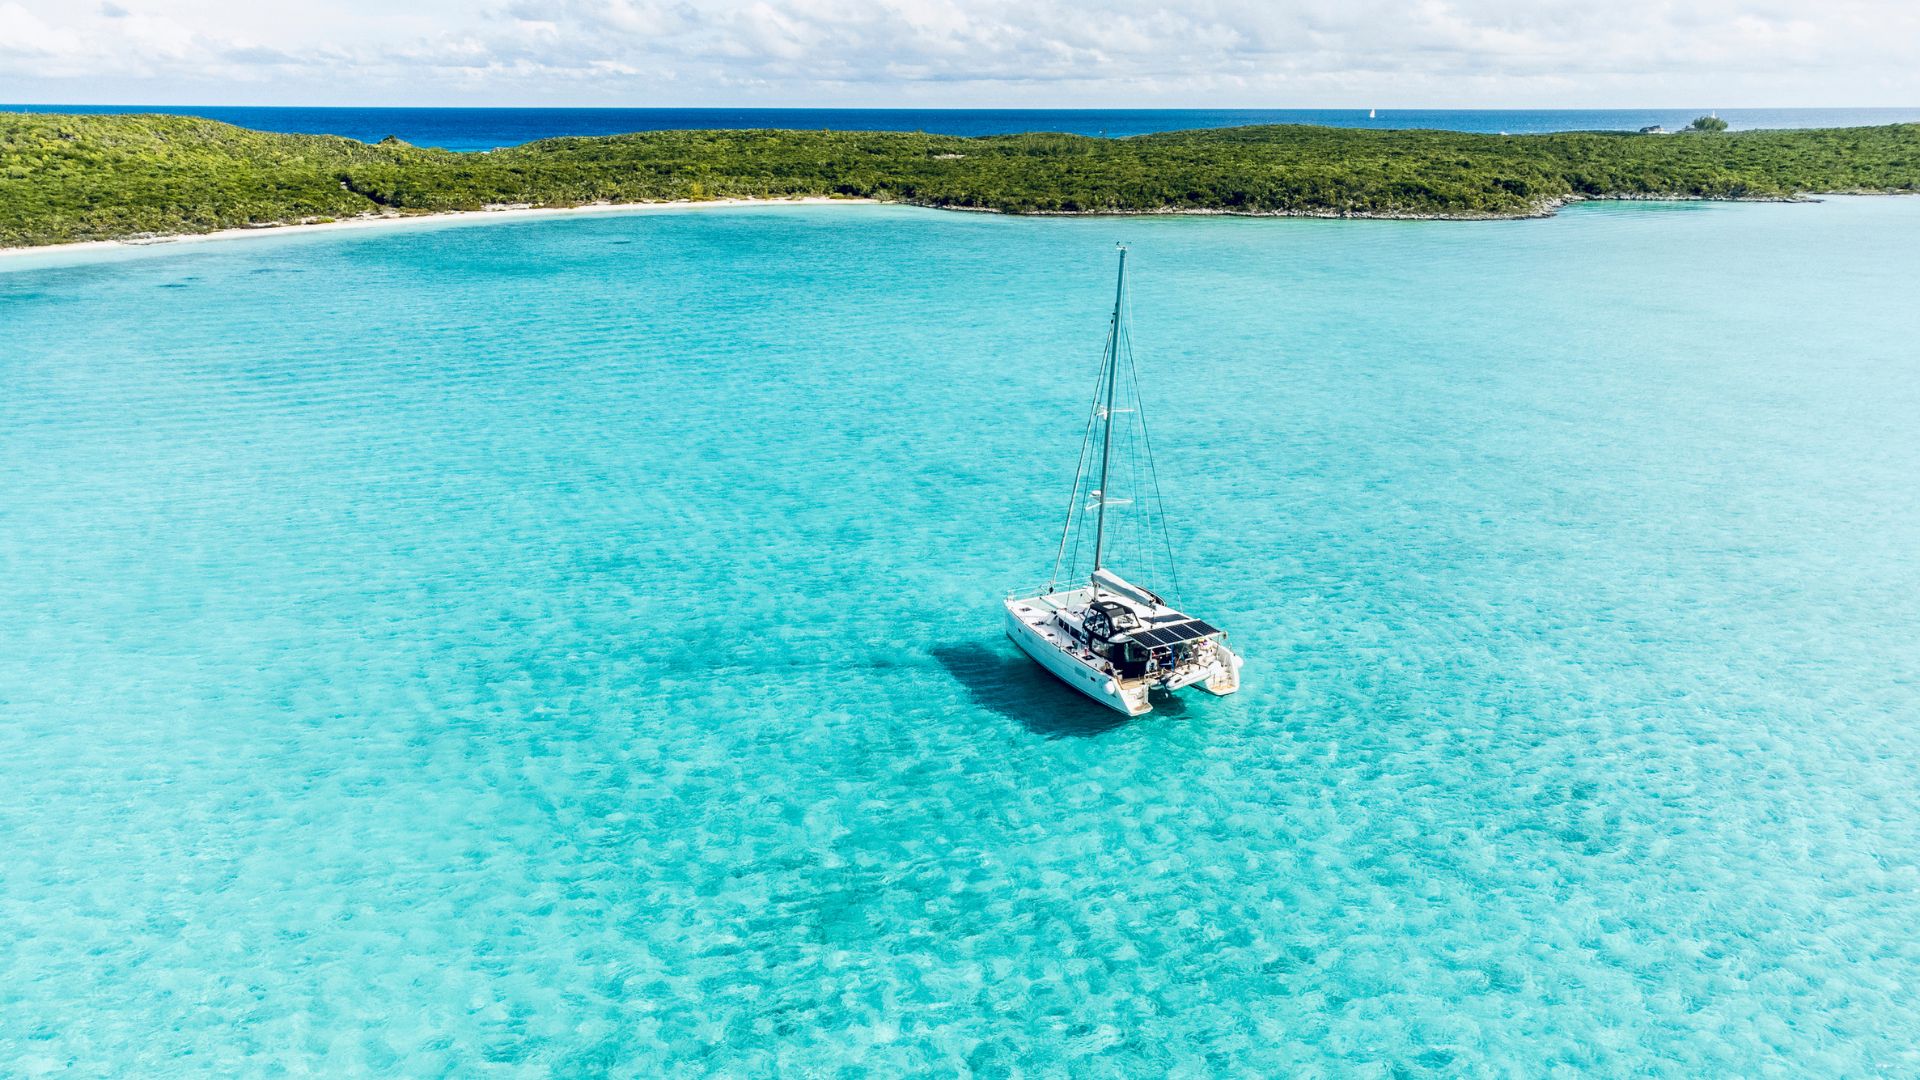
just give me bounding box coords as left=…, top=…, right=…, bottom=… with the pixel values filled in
left=3, top=112, right=1916, bottom=249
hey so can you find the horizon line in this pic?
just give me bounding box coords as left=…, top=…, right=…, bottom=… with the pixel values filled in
left=8, top=102, right=1920, bottom=112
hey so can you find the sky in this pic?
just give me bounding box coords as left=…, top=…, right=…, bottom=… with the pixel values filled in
left=1, top=0, right=1916, bottom=108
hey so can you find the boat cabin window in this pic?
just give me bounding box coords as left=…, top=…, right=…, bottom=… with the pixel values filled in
left=1084, top=600, right=1141, bottom=640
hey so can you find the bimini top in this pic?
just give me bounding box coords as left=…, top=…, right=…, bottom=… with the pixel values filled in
left=1126, top=618, right=1222, bottom=649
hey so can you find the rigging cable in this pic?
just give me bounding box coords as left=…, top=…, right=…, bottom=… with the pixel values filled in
left=1051, top=305, right=1121, bottom=590
left=1123, top=300, right=1185, bottom=609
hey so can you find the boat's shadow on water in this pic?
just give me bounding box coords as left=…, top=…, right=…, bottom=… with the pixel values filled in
left=932, top=641, right=1185, bottom=738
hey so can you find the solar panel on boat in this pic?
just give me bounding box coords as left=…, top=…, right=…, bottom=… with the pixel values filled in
left=1129, top=619, right=1221, bottom=647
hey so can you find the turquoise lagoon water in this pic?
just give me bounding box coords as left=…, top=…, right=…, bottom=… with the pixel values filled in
left=3, top=199, right=1919, bottom=1075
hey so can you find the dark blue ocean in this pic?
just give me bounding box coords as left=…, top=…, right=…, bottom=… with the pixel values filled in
left=8, top=104, right=1918, bottom=151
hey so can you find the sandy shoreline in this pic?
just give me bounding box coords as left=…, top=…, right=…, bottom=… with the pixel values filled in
left=0, top=196, right=880, bottom=261
left=4, top=190, right=1900, bottom=262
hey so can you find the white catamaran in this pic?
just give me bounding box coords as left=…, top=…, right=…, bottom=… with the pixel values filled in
left=1005, top=247, right=1243, bottom=716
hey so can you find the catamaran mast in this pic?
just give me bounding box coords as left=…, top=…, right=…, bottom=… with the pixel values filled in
left=1090, top=246, right=1127, bottom=588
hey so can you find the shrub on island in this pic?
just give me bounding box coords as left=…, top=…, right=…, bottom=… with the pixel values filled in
left=3, top=112, right=1916, bottom=247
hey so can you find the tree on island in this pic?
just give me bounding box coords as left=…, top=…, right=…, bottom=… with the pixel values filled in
left=9, top=112, right=1920, bottom=247
left=1690, top=115, right=1729, bottom=132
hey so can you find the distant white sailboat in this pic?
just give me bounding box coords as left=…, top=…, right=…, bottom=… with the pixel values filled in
left=1004, top=248, right=1243, bottom=717
left=1369, top=108, right=1377, bottom=119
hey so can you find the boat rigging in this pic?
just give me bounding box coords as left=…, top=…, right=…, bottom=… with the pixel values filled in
left=1003, top=247, right=1243, bottom=716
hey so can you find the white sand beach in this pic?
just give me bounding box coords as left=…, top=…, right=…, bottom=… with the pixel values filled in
left=0, top=196, right=879, bottom=261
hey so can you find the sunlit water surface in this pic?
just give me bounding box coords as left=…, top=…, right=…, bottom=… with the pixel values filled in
left=3, top=200, right=1919, bottom=1075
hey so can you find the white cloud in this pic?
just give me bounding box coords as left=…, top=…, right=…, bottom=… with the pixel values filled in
left=0, top=3, right=81, bottom=60
left=0, top=0, right=1915, bottom=106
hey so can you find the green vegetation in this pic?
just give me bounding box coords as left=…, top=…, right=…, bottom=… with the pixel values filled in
left=1690, top=115, right=1731, bottom=132
left=4, top=111, right=1918, bottom=247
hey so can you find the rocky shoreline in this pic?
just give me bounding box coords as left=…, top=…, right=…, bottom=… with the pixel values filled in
left=922, top=190, right=1826, bottom=222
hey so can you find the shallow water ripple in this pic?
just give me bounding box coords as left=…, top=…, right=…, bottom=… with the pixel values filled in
left=3, top=201, right=1919, bottom=1075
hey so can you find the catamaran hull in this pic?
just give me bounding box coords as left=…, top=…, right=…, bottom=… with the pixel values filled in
left=1005, top=605, right=1151, bottom=716
left=1200, top=641, right=1243, bottom=696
